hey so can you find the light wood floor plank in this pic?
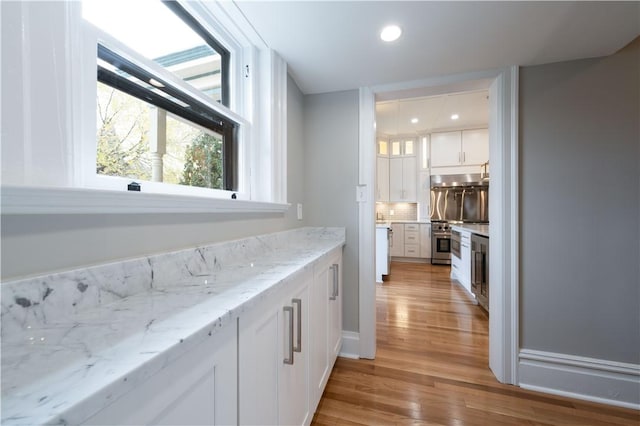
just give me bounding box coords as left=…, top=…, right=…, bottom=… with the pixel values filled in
left=311, top=262, right=639, bottom=425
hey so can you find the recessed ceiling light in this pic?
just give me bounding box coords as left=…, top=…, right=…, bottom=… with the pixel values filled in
left=451, top=114, right=459, bottom=120
left=380, top=25, right=402, bottom=42
left=410, top=118, right=419, bottom=124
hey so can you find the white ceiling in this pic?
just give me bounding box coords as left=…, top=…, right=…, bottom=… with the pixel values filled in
left=376, top=90, right=489, bottom=136
left=234, top=1, right=640, bottom=95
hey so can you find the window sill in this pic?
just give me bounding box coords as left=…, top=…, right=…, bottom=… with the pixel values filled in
left=0, top=186, right=290, bottom=215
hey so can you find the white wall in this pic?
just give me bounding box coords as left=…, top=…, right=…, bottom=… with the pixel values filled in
left=519, top=38, right=639, bottom=364
left=303, top=90, right=360, bottom=333
left=0, top=75, right=306, bottom=280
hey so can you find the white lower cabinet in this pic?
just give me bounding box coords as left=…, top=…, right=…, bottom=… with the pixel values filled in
left=240, top=248, right=343, bottom=426
left=87, top=248, right=343, bottom=426
left=239, top=269, right=311, bottom=426
left=419, top=224, right=431, bottom=259
left=309, top=251, right=342, bottom=412
left=84, top=322, right=237, bottom=426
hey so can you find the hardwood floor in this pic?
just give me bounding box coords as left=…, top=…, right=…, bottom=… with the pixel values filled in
left=312, top=262, right=639, bottom=425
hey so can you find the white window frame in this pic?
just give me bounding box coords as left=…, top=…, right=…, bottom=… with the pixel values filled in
left=0, top=0, right=289, bottom=214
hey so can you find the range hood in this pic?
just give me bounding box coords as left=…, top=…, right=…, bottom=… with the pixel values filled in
left=430, top=173, right=488, bottom=188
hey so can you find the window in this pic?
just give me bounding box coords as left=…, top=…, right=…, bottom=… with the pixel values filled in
left=83, top=0, right=238, bottom=192
left=2, top=0, right=289, bottom=212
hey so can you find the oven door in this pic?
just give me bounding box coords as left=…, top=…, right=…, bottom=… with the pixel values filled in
left=431, top=232, right=451, bottom=265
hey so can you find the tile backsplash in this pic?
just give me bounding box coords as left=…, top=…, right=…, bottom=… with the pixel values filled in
left=376, top=203, right=417, bottom=221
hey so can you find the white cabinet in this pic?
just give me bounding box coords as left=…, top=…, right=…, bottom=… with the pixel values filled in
left=85, top=322, right=237, bottom=426
left=389, top=138, right=415, bottom=157
left=390, top=223, right=405, bottom=257
left=390, top=223, right=431, bottom=260
left=419, top=224, right=431, bottom=259
left=239, top=270, right=311, bottom=426
left=459, top=231, right=472, bottom=294
left=403, top=223, right=419, bottom=257
left=389, top=157, right=417, bottom=202
left=376, top=156, right=390, bottom=202
left=240, top=249, right=342, bottom=426
left=462, top=129, right=489, bottom=165
left=328, top=254, right=342, bottom=363
left=309, top=251, right=342, bottom=411
left=375, top=227, right=390, bottom=283
left=451, top=229, right=472, bottom=296
left=431, top=131, right=461, bottom=168
left=430, top=129, right=489, bottom=168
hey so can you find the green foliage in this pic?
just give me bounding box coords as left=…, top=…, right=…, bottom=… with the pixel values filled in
left=96, top=84, right=151, bottom=180
left=180, top=132, right=224, bottom=189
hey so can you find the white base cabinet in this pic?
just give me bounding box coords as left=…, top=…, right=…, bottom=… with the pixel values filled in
left=240, top=248, right=343, bottom=426
left=84, top=322, right=237, bottom=426
left=86, top=248, right=344, bottom=426
left=239, top=269, right=311, bottom=426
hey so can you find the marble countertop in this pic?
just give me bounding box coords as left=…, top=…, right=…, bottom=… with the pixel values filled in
left=376, top=220, right=430, bottom=227
left=451, top=223, right=490, bottom=237
left=1, top=227, right=345, bottom=425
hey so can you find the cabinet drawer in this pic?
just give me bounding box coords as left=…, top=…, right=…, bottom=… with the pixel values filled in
left=404, top=224, right=419, bottom=232
left=405, top=231, right=419, bottom=244
left=404, top=244, right=419, bottom=257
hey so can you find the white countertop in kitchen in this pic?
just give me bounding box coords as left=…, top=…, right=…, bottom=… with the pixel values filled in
left=1, top=227, right=345, bottom=426
left=451, top=223, right=490, bottom=237
left=376, top=220, right=430, bottom=228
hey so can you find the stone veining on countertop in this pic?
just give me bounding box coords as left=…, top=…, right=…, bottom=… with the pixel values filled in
left=1, top=227, right=345, bottom=425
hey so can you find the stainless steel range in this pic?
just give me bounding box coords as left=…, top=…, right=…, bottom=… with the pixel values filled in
left=430, top=174, right=489, bottom=265
left=431, top=221, right=452, bottom=265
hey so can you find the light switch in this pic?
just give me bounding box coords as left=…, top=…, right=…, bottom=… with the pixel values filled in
left=297, top=203, right=303, bottom=220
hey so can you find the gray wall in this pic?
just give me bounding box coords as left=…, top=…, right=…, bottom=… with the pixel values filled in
left=1, top=75, right=306, bottom=280
left=519, top=38, right=639, bottom=363
left=303, top=90, right=360, bottom=333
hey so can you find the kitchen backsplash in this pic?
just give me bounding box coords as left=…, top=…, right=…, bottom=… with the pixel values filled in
left=376, top=203, right=417, bottom=221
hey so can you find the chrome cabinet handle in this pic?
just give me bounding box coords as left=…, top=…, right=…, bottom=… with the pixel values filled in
left=283, top=306, right=294, bottom=365
left=292, top=298, right=302, bottom=353
left=333, top=264, right=339, bottom=298
left=329, top=265, right=337, bottom=300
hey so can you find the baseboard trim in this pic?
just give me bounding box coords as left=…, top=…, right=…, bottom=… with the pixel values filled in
left=338, top=331, right=360, bottom=359
left=519, top=349, right=640, bottom=410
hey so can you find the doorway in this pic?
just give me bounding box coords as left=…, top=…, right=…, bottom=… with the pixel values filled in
left=357, top=67, right=519, bottom=385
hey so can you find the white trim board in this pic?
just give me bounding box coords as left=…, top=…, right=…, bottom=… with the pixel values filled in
left=339, top=331, right=360, bottom=360
left=0, top=186, right=290, bottom=215
left=519, top=349, right=640, bottom=410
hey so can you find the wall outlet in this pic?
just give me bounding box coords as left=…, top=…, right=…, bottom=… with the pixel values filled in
left=390, top=209, right=395, bottom=216
left=297, top=203, right=303, bottom=220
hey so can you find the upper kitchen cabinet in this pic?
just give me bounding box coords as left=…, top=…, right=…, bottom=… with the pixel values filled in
left=389, top=156, right=417, bottom=202
left=377, top=139, right=389, bottom=156
left=461, top=129, right=489, bottom=165
left=390, top=138, right=415, bottom=157
left=431, top=129, right=488, bottom=168
left=376, top=156, right=390, bottom=202
left=419, top=135, right=430, bottom=171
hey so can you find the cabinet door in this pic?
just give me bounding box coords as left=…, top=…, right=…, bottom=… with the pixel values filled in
left=279, top=279, right=311, bottom=426
left=239, top=296, right=281, bottom=425
left=459, top=232, right=472, bottom=293
left=430, top=131, right=462, bottom=167
left=417, top=171, right=430, bottom=221
left=390, top=223, right=404, bottom=257
left=309, top=263, right=330, bottom=411
left=328, top=253, right=343, bottom=363
left=389, top=157, right=404, bottom=202
left=462, top=129, right=489, bottom=165
left=419, top=225, right=431, bottom=259
left=376, top=156, right=390, bottom=202
left=85, top=322, right=237, bottom=426
left=402, top=157, right=417, bottom=202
